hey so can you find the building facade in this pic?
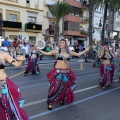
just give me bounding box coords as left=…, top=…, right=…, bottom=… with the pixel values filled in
left=63, top=0, right=89, bottom=47
left=0, top=0, right=44, bottom=43
left=93, top=6, right=120, bottom=44
left=43, top=0, right=57, bottom=43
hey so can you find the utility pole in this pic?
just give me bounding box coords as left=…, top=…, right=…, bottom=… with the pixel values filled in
left=107, top=1, right=111, bottom=44
left=0, top=13, right=3, bottom=36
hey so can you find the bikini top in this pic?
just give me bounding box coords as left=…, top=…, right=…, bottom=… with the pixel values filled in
left=101, top=52, right=113, bottom=60
left=56, top=50, right=70, bottom=61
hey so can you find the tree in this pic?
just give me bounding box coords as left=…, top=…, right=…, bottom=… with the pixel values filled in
left=91, top=0, right=120, bottom=44
left=87, top=0, right=95, bottom=59
left=48, top=1, right=70, bottom=43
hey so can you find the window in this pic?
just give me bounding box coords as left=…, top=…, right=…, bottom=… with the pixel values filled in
left=9, top=14, right=17, bottom=22
left=49, top=22, right=54, bottom=29
left=6, top=10, right=20, bottom=22
left=69, top=6, right=81, bottom=17
left=26, top=0, right=30, bottom=7
left=28, top=16, right=36, bottom=23
left=35, top=0, right=39, bottom=9
left=29, top=36, right=36, bottom=43
left=64, top=22, right=79, bottom=31
left=9, top=35, right=17, bottom=39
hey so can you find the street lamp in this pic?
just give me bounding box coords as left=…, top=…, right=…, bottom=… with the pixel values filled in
left=99, top=19, right=103, bottom=43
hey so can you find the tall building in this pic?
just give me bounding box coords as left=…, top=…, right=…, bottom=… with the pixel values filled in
left=93, top=6, right=119, bottom=44
left=63, top=0, right=89, bottom=46
left=43, top=0, right=57, bottom=43
left=0, top=0, right=43, bottom=42
left=43, top=0, right=89, bottom=47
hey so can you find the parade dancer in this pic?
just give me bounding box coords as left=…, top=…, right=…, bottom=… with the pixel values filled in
left=38, top=39, right=90, bottom=110
left=24, top=46, right=40, bottom=76
left=98, top=44, right=116, bottom=90
left=0, top=49, right=29, bottom=120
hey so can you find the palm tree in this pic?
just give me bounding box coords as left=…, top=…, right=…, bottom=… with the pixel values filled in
left=88, top=0, right=94, bottom=46
left=87, top=0, right=95, bottom=59
left=48, top=1, right=70, bottom=43
left=91, top=0, right=120, bottom=44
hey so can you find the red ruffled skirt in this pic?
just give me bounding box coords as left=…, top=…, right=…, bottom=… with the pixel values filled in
left=0, top=77, right=29, bottom=120
left=99, top=64, right=115, bottom=86
left=47, top=68, right=76, bottom=105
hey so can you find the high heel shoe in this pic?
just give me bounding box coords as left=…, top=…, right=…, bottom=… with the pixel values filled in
left=48, top=104, right=52, bottom=110
left=60, top=100, right=64, bottom=105
left=47, top=101, right=52, bottom=110
left=102, top=85, right=106, bottom=90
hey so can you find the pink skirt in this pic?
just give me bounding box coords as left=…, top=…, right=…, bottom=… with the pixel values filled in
left=0, top=77, right=29, bottom=120
left=99, top=64, right=115, bottom=86
left=25, top=57, right=40, bottom=73
left=47, top=68, right=76, bottom=105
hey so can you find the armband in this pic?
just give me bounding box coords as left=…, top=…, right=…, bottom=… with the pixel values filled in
left=11, top=60, right=15, bottom=64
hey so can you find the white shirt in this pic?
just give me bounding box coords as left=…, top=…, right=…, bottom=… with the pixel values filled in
left=69, top=46, right=74, bottom=51
left=21, top=46, right=29, bottom=54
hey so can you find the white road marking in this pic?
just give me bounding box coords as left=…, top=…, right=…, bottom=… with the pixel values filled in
left=29, top=85, right=120, bottom=119
left=23, top=79, right=119, bottom=107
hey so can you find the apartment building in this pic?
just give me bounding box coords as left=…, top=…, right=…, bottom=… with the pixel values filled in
left=93, top=7, right=120, bottom=44
left=63, top=0, right=89, bottom=46
left=43, top=0, right=57, bottom=43
left=0, top=0, right=44, bottom=43
left=43, top=0, right=89, bottom=47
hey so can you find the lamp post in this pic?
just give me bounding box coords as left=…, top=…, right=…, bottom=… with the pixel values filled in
left=99, top=19, right=103, bottom=44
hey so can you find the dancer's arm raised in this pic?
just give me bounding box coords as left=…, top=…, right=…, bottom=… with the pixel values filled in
left=70, top=46, right=90, bottom=56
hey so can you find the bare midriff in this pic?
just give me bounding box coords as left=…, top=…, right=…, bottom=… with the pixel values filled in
left=0, top=70, right=7, bottom=80
left=102, top=60, right=110, bottom=65
left=55, top=60, right=69, bottom=69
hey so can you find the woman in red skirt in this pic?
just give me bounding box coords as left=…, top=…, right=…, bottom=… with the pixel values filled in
left=38, top=39, right=90, bottom=110
left=24, top=46, right=40, bottom=76
left=99, top=44, right=116, bottom=90
left=0, top=49, right=29, bottom=120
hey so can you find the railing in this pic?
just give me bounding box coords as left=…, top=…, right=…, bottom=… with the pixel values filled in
left=25, top=23, right=42, bottom=31
left=81, top=16, right=89, bottom=22
left=80, top=30, right=88, bottom=35
left=46, top=29, right=54, bottom=35
left=3, top=20, right=22, bottom=28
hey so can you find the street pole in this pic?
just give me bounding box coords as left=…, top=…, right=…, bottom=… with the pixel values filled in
left=107, top=1, right=111, bottom=45
left=0, top=13, right=3, bottom=36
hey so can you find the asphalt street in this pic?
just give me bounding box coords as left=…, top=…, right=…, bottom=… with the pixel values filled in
left=6, top=59, right=120, bottom=120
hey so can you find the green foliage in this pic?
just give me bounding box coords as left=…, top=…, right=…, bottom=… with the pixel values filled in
left=48, top=1, right=70, bottom=23
left=90, top=0, right=120, bottom=12
left=80, top=30, right=88, bottom=35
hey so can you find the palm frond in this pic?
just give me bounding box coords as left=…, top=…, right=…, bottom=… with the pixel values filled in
left=48, top=1, right=70, bottom=23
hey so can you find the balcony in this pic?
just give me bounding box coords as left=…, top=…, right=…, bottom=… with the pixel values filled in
left=45, top=28, right=54, bottom=36
left=81, top=16, right=89, bottom=23
left=2, top=20, right=22, bottom=31
left=64, top=0, right=82, bottom=8
left=25, top=23, right=42, bottom=33
left=47, top=11, right=54, bottom=19
left=80, top=30, right=88, bottom=36
left=63, top=30, right=87, bottom=37
left=64, top=15, right=81, bottom=23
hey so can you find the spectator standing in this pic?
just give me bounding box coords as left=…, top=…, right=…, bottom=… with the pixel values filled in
left=4, top=37, right=10, bottom=47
